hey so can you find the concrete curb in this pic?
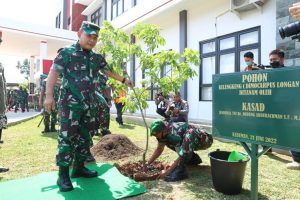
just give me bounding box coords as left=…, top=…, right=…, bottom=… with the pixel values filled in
left=111, top=112, right=212, bottom=130
left=7, top=113, right=41, bottom=127
left=111, top=112, right=291, bottom=156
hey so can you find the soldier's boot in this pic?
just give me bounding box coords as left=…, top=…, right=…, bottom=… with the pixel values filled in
left=0, top=130, right=3, bottom=144
left=50, top=123, right=57, bottom=132
left=0, top=166, right=9, bottom=173
left=71, top=161, right=98, bottom=178
left=186, top=152, right=202, bottom=166
left=101, top=129, right=111, bottom=136
left=42, top=116, right=50, bottom=133
left=42, top=126, right=50, bottom=133
left=57, top=166, right=73, bottom=192
left=94, top=130, right=100, bottom=136
left=85, top=150, right=96, bottom=163
left=164, top=164, right=188, bottom=182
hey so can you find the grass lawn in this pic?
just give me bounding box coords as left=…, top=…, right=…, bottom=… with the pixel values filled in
left=0, top=116, right=299, bottom=200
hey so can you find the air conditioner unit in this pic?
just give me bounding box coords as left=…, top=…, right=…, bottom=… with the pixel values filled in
left=231, top=0, right=267, bottom=13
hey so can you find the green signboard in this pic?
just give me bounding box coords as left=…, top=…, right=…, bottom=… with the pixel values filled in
left=213, top=67, right=300, bottom=151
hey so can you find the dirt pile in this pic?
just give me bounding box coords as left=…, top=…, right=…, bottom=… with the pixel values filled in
left=116, top=161, right=167, bottom=181
left=91, top=134, right=142, bottom=160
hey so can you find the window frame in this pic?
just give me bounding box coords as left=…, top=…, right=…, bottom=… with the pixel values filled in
left=111, top=0, right=136, bottom=20
left=199, top=26, right=261, bottom=101
left=56, top=12, right=61, bottom=28
left=142, top=62, right=172, bottom=101
left=91, top=6, right=103, bottom=26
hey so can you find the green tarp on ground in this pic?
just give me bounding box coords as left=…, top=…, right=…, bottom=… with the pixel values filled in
left=0, top=163, right=146, bottom=200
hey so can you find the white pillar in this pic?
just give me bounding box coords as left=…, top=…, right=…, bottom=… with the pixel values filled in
left=39, top=41, right=47, bottom=75
left=29, top=56, right=35, bottom=95
left=29, top=56, right=35, bottom=83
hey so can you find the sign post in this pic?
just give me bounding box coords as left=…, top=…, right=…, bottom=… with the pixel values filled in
left=213, top=67, right=300, bottom=200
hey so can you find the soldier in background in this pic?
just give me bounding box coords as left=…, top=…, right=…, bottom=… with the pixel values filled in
left=14, top=88, right=22, bottom=113
left=39, top=76, right=60, bottom=133
left=86, top=72, right=112, bottom=163
left=95, top=72, right=112, bottom=136
left=0, top=61, right=9, bottom=173
left=19, top=86, right=28, bottom=112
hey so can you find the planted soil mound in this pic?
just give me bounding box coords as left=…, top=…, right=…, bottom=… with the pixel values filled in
left=116, top=161, right=167, bottom=182
left=91, top=134, right=142, bottom=160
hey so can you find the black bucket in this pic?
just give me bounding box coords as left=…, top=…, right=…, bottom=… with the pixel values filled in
left=208, top=150, right=249, bottom=195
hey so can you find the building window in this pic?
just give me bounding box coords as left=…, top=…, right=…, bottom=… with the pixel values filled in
left=91, top=7, right=103, bottom=26
left=111, top=0, right=133, bottom=20
left=56, top=12, right=61, bottom=28
left=199, top=27, right=260, bottom=101
left=143, top=62, right=172, bottom=101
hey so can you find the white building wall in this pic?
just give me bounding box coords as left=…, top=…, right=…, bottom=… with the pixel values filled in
left=185, top=0, right=276, bottom=122
left=121, top=0, right=276, bottom=122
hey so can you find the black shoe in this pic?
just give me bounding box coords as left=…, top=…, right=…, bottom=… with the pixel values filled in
left=164, top=165, right=188, bottom=182
left=51, top=124, right=57, bottom=132
left=42, top=129, right=50, bottom=133
left=57, top=167, right=73, bottom=192
left=186, top=152, right=202, bottom=166
left=0, top=166, right=9, bottom=173
left=71, top=162, right=98, bottom=178
left=101, top=130, right=111, bottom=136
left=0, top=140, right=3, bottom=144
left=94, top=131, right=100, bottom=136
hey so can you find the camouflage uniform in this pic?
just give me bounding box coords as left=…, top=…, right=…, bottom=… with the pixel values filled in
left=19, top=88, right=28, bottom=112
left=41, top=79, right=60, bottom=132
left=0, top=65, right=7, bottom=129
left=53, top=41, right=109, bottom=167
left=157, top=121, right=213, bottom=162
left=94, top=73, right=110, bottom=136
left=14, top=89, right=22, bottom=112
left=9, top=90, right=17, bottom=111
left=150, top=120, right=213, bottom=181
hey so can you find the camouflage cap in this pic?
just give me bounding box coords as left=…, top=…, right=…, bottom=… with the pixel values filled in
left=40, top=73, right=48, bottom=79
left=80, top=21, right=100, bottom=36
left=149, top=119, right=165, bottom=136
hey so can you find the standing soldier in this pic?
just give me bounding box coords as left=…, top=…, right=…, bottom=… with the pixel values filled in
left=86, top=72, right=111, bottom=163
left=9, top=89, right=17, bottom=111
left=6, top=89, right=11, bottom=110
left=44, top=21, right=132, bottom=192
left=0, top=62, right=9, bottom=173
left=19, top=87, right=27, bottom=112
left=39, top=76, right=60, bottom=133
left=95, top=72, right=111, bottom=136
left=14, top=87, right=23, bottom=113
left=24, top=88, right=29, bottom=112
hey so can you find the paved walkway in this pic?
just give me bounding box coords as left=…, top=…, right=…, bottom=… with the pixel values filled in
left=6, top=110, right=41, bottom=125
